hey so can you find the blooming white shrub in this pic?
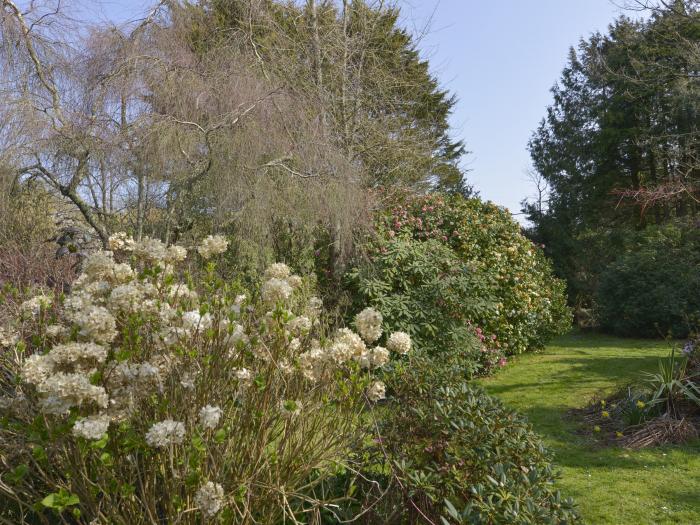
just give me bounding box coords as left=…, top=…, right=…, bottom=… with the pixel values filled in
left=72, top=415, right=110, bottom=440
left=20, top=294, right=52, bottom=317
left=367, top=380, right=386, bottom=402
left=145, top=420, right=186, bottom=448
left=387, top=331, right=412, bottom=355
left=355, top=307, right=383, bottom=343
left=199, top=405, right=222, bottom=430
left=0, top=233, right=404, bottom=523
left=195, top=481, right=225, bottom=517
left=197, top=234, right=229, bottom=259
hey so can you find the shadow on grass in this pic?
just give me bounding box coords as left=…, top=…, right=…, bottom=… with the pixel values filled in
left=485, top=355, right=662, bottom=397
left=549, top=331, right=676, bottom=351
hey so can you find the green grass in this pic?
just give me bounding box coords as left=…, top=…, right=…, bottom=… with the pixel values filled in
left=476, top=331, right=700, bottom=525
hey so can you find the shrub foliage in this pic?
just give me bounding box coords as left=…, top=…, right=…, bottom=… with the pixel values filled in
left=597, top=222, right=700, bottom=337
left=352, top=193, right=571, bottom=356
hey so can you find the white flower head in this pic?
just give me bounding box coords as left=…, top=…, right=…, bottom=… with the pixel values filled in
left=168, top=284, right=199, bottom=303
left=261, top=278, right=293, bottom=304
left=45, top=324, right=67, bottom=338
left=22, top=354, right=54, bottom=385
left=108, top=283, right=143, bottom=313
left=37, top=372, right=108, bottom=411
left=108, top=232, right=135, bottom=252
left=133, top=237, right=168, bottom=262
left=0, top=327, right=19, bottom=347
left=198, top=235, right=228, bottom=259
left=20, top=294, right=53, bottom=317
left=223, top=323, right=248, bottom=347
left=73, top=415, right=110, bottom=440
left=83, top=251, right=115, bottom=280
left=77, top=305, right=117, bottom=343
left=370, top=346, right=390, bottom=368
left=287, top=275, right=303, bottom=289
left=354, top=307, right=383, bottom=344
left=387, top=331, right=411, bottom=355
left=199, top=405, right=223, bottom=430
left=145, top=420, right=186, bottom=448
left=182, top=311, right=213, bottom=333
left=334, top=328, right=366, bottom=360
left=367, top=380, right=386, bottom=402
left=166, top=244, right=187, bottom=262
left=307, top=296, right=323, bottom=318
left=195, top=481, right=225, bottom=517
left=264, top=262, right=291, bottom=280
left=49, top=342, right=108, bottom=367
left=288, top=315, right=312, bottom=335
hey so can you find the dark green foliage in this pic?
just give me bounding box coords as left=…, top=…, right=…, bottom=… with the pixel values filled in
left=346, top=239, right=497, bottom=372
left=597, top=222, right=700, bottom=337
left=526, top=3, right=700, bottom=314
left=331, top=352, right=581, bottom=524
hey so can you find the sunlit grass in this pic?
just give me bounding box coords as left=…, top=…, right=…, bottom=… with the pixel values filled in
left=477, top=331, right=700, bottom=525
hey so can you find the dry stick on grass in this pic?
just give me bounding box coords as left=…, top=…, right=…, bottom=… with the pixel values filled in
left=620, top=416, right=699, bottom=449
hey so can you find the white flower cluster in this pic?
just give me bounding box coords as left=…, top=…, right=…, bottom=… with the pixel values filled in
left=298, top=324, right=393, bottom=381
left=264, top=262, right=291, bottom=280
left=354, top=307, right=383, bottom=343
left=76, top=305, right=117, bottom=343
left=13, top=233, right=408, bottom=478
left=37, top=373, right=109, bottom=414
left=20, top=294, right=52, bottom=317
left=260, top=263, right=304, bottom=305
left=288, top=315, right=312, bottom=335
left=0, top=326, right=19, bottom=348
left=145, top=419, right=186, bottom=448
left=199, top=405, right=222, bottom=430
left=197, top=235, right=229, bottom=259
left=195, top=481, right=225, bottom=517
left=132, top=237, right=168, bottom=262
left=366, top=380, right=386, bottom=402
left=22, top=342, right=109, bottom=415
left=182, top=310, right=213, bottom=334
left=261, top=278, right=293, bottom=304
left=72, top=415, right=110, bottom=440
left=387, top=331, right=412, bottom=355
left=108, top=232, right=135, bottom=252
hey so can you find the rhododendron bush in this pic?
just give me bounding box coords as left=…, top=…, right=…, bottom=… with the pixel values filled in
left=372, top=192, right=571, bottom=354
left=0, top=234, right=411, bottom=523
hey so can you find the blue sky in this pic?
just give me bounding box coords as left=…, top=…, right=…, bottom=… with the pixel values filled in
left=398, top=0, right=626, bottom=217
left=89, top=0, right=627, bottom=217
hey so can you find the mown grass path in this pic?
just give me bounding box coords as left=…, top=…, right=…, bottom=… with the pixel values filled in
left=477, top=331, right=700, bottom=524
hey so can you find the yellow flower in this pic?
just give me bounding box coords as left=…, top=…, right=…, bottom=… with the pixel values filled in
left=616, top=431, right=623, bottom=438
left=636, top=400, right=646, bottom=409
left=594, top=425, right=601, bottom=433
left=601, top=410, right=610, bottom=418
left=600, top=400, right=606, bottom=408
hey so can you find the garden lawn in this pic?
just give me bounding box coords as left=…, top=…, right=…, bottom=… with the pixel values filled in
left=477, top=331, right=700, bottom=525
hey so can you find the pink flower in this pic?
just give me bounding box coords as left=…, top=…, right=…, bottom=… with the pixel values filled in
left=498, top=357, right=507, bottom=367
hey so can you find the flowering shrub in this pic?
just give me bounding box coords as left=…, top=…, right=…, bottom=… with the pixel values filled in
left=375, top=192, right=571, bottom=354
left=347, top=239, right=506, bottom=375
left=0, top=234, right=408, bottom=523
